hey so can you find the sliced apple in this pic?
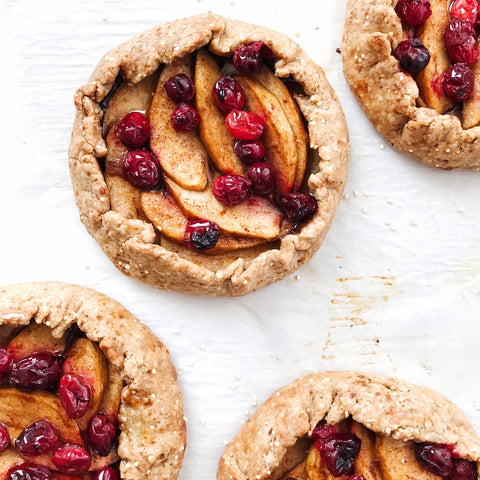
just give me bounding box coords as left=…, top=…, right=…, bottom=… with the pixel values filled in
left=463, top=55, right=480, bottom=128
left=236, top=76, right=298, bottom=197
left=253, top=66, right=308, bottom=189
left=416, top=0, right=454, bottom=114
left=306, top=447, right=325, bottom=480
left=282, top=459, right=307, bottom=480
left=164, top=177, right=282, bottom=240
left=90, top=449, right=119, bottom=471
left=351, top=422, right=382, bottom=480
left=61, top=338, right=108, bottom=431
left=149, top=55, right=208, bottom=191
left=98, top=363, right=123, bottom=417
left=0, top=448, right=24, bottom=478
left=195, top=49, right=244, bottom=175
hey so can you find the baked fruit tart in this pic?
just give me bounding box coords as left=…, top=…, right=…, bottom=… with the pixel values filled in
left=0, top=282, right=186, bottom=480
left=69, top=13, right=349, bottom=296
left=343, top=0, right=480, bottom=170
left=218, top=371, right=480, bottom=480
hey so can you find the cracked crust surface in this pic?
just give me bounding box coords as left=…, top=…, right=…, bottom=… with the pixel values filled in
left=217, top=371, right=480, bottom=480
left=0, top=282, right=186, bottom=480
left=342, top=0, right=480, bottom=170
left=69, top=13, right=349, bottom=297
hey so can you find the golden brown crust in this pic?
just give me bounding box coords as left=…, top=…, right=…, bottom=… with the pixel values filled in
left=342, top=0, right=480, bottom=170
left=0, top=282, right=186, bottom=480
left=69, top=13, right=349, bottom=296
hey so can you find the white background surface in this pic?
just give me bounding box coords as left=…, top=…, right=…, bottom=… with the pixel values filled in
left=2, top=0, right=480, bottom=478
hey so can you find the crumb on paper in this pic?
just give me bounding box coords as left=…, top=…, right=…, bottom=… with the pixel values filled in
left=199, top=344, right=205, bottom=351
left=411, top=219, right=418, bottom=226
left=362, top=207, right=368, bottom=214
left=295, top=274, right=301, bottom=280
left=353, top=190, right=359, bottom=197
left=380, top=144, right=385, bottom=150
left=458, top=207, right=465, bottom=214
left=343, top=193, right=350, bottom=200
left=364, top=191, right=370, bottom=197
left=387, top=199, right=394, bottom=204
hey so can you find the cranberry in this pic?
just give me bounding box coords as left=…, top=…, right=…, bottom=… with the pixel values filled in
left=234, top=140, right=266, bottom=165
left=0, top=421, right=10, bottom=453
left=212, top=76, right=245, bottom=113
left=280, top=193, right=318, bottom=224
left=6, top=463, right=52, bottom=480
left=15, top=420, right=59, bottom=456
left=233, top=41, right=268, bottom=74
left=448, top=458, right=478, bottom=480
left=415, top=443, right=453, bottom=477
left=93, top=467, right=118, bottom=480
left=170, top=103, right=200, bottom=133
left=213, top=174, right=252, bottom=206
left=310, top=421, right=339, bottom=446
left=476, top=8, right=480, bottom=32
left=123, top=150, right=162, bottom=190
left=52, top=445, right=91, bottom=475
left=395, top=0, right=432, bottom=26
left=10, top=353, right=60, bottom=391
left=0, top=348, right=13, bottom=379
left=319, top=432, right=361, bottom=477
left=444, top=19, right=479, bottom=65
left=88, top=413, right=117, bottom=457
left=184, top=220, right=221, bottom=251
left=59, top=374, right=92, bottom=419
left=394, top=39, right=430, bottom=75
left=164, top=74, right=196, bottom=104
left=247, top=162, right=275, bottom=195
left=451, top=0, right=479, bottom=22
left=443, top=63, right=474, bottom=102
left=226, top=110, right=265, bottom=140
left=116, top=112, right=150, bottom=149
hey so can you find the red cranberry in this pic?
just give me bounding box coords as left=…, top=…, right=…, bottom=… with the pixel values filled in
left=280, top=193, right=318, bottom=224
left=59, top=374, right=92, bottom=419
left=310, top=421, right=339, bottom=446
left=448, top=458, right=478, bottom=480
left=213, top=174, right=252, bottom=206
left=116, top=112, right=150, bottom=149
left=443, top=63, right=474, bottom=102
left=451, top=0, right=479, bottom=22
left=6, top=463, right=52, bottom=480
left=9, top=353, right=60, bottom=391
left=319, top=432, right=361, bottom=477
left=170, top=103, right=200, bottom=132
left=0, top=348, right=13, bottom=379
left=0, top=421, right=10, bottom=453
left=395, top=0, right=432, bottom=26
left=394, top=39, right=431, bottom=75
left=444, top=19, right=479, bottom=65
left=233, top=41, right=267, bottom=74
left=415, top=443, right=453, bottom=477
left=123, top=150, right=162, bottom=190
left=15, top=420, right=59, bottom=456
left=93, top=467, right=119, bottom=480
left=247, top=162, right=275, bottom=195
left=164, top=74, right=196, bottom=104
left=225, top=110, right=266, bottom=140
left=184, top=220, right=221, bottom=251
left=52, top=445, right=91, bottom=475
left=234, top=140, right=266, bottom=165
left=88, top=413, right=117, bottom=457
left=212, top=76, right=245, bottom=113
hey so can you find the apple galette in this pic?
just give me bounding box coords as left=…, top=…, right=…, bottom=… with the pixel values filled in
left=218, top=371, right=480, bottom=480
left=69, top=13, right=349, bottom=296
left=0, top=282, right=186, bottom=480
left=343, top=0, right=480, bottom=170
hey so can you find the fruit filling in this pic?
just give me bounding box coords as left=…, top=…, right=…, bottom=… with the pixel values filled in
left=393, top=0, right=480, bottom=128
left=102, top=41, right=316, bottom=253
left=0, top=323, right=122, bottom=480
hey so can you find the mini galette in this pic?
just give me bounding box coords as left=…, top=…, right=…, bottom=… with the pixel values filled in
left=0, top=282, right=186, bottom=480
left=69, top=13, right=349, bottom=297
left=218, top=371, right=480, bottom=480
left=343, top=0, right=480, bottom=170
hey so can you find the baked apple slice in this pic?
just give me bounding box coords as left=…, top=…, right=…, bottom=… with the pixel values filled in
left=463, top=58, right=480, bottom=128
left=351, top=421, right=382, bottom=480
left=149, top=55, right=208, bottom=191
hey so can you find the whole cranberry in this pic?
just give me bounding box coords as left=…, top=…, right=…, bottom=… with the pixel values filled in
left=164, top=74, right=196, bottom=104
left=6, top=463, right=52, bottom=480
left=52, top=445, right=91, bottom=475
left=394, top=39, right=431, bottom=75
left=116, top=112, right=151, bottom=149
left=247, top=162, right=275, bottom=195
left=171, top=103, right=200, bottom=132
left=184, top=220, right=221, bottom=251
left=88, top=413, right=118, bottom=457
left=395, top=0, right=432, bottom=26
left=233, top=41, right=268, bottom=74
left=213, top=174, right=252, bottom=206
left=444, top=19, right=479, bottom=65
left=15, top=420, right=59, bottom=456
left=225, top=110, right=266, bottom=140
left=212, top=76, right=245, bottom=113
left=123, top=150, right=162, bottom=190
left=448, top=458, right=478, bottom=480
left=234, top=139, right=266, bottom=165
left=59, top=374, right=92, bottom=419
left=415, top=443, right=453, bottom=477
left=443, top=63, right=474, bottom=102
left=0, top=348, right=13, bottom=379
left=451, top=0, right=479, bottom=22
left=319, top=432, right=361, bottom=477
left=10, top=353, right=60, bottom=391
left=93, top=467, right=119, bottom=480
left=0, top=421, right=10, bottom=453
left=280, top=193, right=318, bottom=224
left=310, top=421, right=339, bottom=446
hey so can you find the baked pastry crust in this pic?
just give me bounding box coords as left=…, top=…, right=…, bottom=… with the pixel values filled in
left=342, top=0, right=480, bottom=170
left=69, top=13, right=349, bottom=297
left=0, top=282, right=186, bottom=480
left=218, top=371, right=480, bottom=480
